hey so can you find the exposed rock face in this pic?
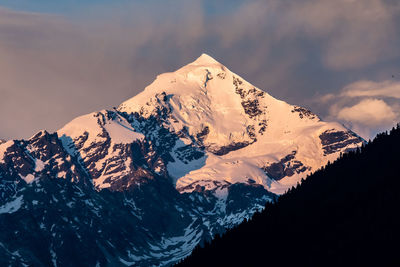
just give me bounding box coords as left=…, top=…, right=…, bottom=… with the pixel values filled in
left=291, top=106, right=318, bottom=120
left=262, top=151, right=310, bottom=181
left=319, top=129, right=363, bottom=156
left=210, top=141, right=252, bottom=156
left=0, top=53, right=364, bottom=266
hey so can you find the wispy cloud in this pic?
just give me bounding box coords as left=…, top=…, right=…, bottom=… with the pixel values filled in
left=341, top=80, right=400, bottom=99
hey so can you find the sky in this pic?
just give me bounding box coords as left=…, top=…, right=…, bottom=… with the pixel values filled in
left=0, top=0, right=399, bottom=140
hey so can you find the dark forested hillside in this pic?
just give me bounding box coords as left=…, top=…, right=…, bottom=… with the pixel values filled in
left=178, top=125, right=400, bottom=267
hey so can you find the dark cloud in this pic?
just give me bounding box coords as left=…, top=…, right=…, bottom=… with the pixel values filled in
left=0, top=0, right=399, bottom=139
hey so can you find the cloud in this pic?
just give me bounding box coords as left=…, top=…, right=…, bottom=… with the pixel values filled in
left=337, top=98, right=397, bottom=127
left=317, top=0, right=399, bottom=70
left=318, top=79, right=400, bottom=139
left=264, top=0, right=400, bottom=70
left=341, top=80, right=400, bottom=99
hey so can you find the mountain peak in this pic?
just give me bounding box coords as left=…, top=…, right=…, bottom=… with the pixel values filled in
left=190, top=53, right=221, bottom=66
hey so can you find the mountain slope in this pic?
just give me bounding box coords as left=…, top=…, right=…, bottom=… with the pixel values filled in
left=0, top=54, right=363, bottom=266
left=0, top=130, right=273, bottom=266
left=177, top=126, right=400, bottom=267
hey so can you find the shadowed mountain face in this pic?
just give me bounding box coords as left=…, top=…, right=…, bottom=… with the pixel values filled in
left=0, top=54, right=363, bottom=266
left=177, top=126, right=400, bottom=267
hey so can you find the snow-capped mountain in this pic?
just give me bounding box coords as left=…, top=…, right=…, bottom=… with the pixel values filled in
left=118, top=53, right=362, bottom=194
left=0, top=54, right=363, bottom=266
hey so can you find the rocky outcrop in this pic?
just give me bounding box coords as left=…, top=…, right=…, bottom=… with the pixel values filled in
left=319, top=129, right=363, bottom=156
left=262, top=151, right=310, bottom=181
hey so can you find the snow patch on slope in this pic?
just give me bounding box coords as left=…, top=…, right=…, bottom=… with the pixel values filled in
left=20, top=174, right=35, bottom=184
left=0, top=195, right=23, bottom=214
left=103, top=118, right=144, bottom=144
left=58, top=111, right=144, bottom=147
left=0, top=141, right=14, bottom=163
left=167, top=139, right=207, bottom=184
left=34, top=159, right=45, bottom=172
left=58, top=112, right=103, bottom=145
